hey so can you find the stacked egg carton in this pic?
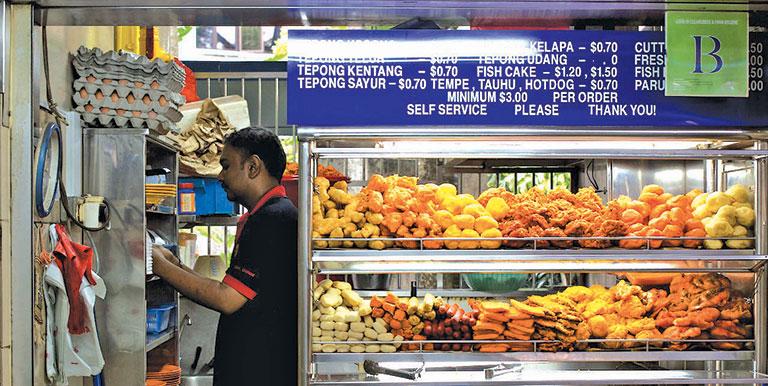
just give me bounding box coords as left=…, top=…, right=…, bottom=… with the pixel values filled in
left=72, top=46, right=186, bottom=134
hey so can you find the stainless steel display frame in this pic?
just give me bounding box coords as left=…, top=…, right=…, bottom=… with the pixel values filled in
left=297, top=127, right=768, bottom=385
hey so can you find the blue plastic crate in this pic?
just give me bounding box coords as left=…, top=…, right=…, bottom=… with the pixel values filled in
left=179, top=177, right=236, bottom=216
left=146, top=304, right=175, bottom=334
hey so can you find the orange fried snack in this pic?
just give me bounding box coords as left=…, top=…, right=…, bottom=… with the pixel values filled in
left=480, top=300, right=511, bottom=313
left=478, top=343, right=509, bottom=353
left=506, top=318, right=535, bottom=329
left=473, top=320, right=506, bottom=335
left=473, top=332, right=502, bottom=340
left=503, top=330, right=532, bottom=340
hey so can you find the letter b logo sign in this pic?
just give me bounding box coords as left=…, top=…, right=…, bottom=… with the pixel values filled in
left=693, top=35, right=724, bottom=74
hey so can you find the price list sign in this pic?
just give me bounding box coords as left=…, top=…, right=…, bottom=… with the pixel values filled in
left=287, top=30, right=768, bottom=126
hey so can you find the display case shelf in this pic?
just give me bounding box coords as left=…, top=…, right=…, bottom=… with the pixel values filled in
left=310, top=370, right=768, bottom=385
left=352, top=289, right=552, bottom=299
left=314, top=350, right=754, bottom=363
left=313, top=249, right=768, bottom=274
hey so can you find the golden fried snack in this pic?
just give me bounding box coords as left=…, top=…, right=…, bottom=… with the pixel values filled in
left=510, top=299, right=549, bottom=318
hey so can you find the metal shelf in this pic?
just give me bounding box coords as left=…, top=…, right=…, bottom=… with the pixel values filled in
left=314, top=350, right=754, bottom=363
left=297, top=127, right=768, bottom=141
left=310, top=370, right=768, bottom=385
left=352, top=289, right=552, bottom=299
left=146, top=205, right=176, bottom=215
left=145, top=329, right=175, bottom=352
left=312, top=147, right=768, bottom=160
left=179, top=214, right=238, bottom=228
left=313, top=249, right=768, bottom=274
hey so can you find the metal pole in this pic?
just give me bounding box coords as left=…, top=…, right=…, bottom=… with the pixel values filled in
left=2, top=4, right=34, bottom=384
left=705, top=159, right=717, bottom=192
left=707, top=156, right=726, bottom=386
left=754, top=141, right=767, bottom=378
left=298, top=139, right=312, bottom=385
left=606, top=161, right=613, bottom=200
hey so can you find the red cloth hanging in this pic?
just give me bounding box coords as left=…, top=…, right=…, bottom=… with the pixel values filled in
left=52, top=224, right=96, bottom=335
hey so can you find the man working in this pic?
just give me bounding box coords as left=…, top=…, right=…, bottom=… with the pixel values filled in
left=152, top=127, right=298, bottom=385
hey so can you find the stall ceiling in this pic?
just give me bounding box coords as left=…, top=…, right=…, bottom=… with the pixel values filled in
left=25, top=0, right=768, bottom=27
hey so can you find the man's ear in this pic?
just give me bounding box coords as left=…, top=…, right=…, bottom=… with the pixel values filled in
left=247, top=155, right=262, bottom=178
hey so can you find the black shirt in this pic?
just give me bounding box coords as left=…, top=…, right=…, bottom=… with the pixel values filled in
left=215, top=194, right=298, bottom=386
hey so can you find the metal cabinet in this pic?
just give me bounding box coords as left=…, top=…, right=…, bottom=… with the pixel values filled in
left=84, top=128, right=180, bottom=385
left=297, top=127, right=768, bottom=385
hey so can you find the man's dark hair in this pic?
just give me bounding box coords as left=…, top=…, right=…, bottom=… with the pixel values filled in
left=224, top=127, right=286, bottom=181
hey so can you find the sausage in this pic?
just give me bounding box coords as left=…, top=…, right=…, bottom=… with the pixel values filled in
left=424, top=323, right=433, bottom=337
left=447, top=304, right=459, bottom=318
left=451, top=308, right=464, bottom=326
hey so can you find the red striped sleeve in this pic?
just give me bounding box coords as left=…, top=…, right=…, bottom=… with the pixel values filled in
left=223, top=274, right=257, bottom=300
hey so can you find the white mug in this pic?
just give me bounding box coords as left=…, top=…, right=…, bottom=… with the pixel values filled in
left=78, top=195, right=104, bottom=228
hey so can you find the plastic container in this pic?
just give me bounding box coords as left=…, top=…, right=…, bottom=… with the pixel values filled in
left=462, top=273, right=529, bottom=293
left=178, top=182, right=196, bottom=214
left=178, top=177, right=236, bottom=216
left=178, top=232, right=197, bottom=267
left=146, top=304, right=175, bottom=333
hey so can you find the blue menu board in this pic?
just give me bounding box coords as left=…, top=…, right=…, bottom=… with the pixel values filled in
left=287, top=30, right=768, bottom=127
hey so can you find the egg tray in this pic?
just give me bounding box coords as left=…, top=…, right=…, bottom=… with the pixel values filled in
left=73, top=94, right=183, bottom=122
left=73, top=86, right=184, bottom=117
left=79, top=110, right=179, bottom=134
left=73, top=77, right=186, bottom=105
left=74, top=46, right=185, bottom=84
left=75, top=98, right=182, bottom=124
left=73, top=64, right=184, bottom=94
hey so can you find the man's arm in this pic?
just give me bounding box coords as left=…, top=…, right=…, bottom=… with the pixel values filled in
left=152, top=245, right=248, bottom=315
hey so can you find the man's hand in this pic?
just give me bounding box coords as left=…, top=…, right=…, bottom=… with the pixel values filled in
left=149, top=244, right=248, bottom=315
left=152, top=244, right=179, bottom=264
left=151, top=244, right=180, bottom=275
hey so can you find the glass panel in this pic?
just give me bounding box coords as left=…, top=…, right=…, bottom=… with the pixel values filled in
left=482, top=173, right=498, bottom=189
left=196, top=27, right=216, bottom=49
left=216, top=27, right=238, bottom=50
left=397, top=160, right=417, bottom=178
left=517, top=173, right=533, bottom=193
left=535, top=172, right=550, bottom=191
left=554, top=172, right=572, bottom=190
left=240, top=27, right=263, bottom=51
